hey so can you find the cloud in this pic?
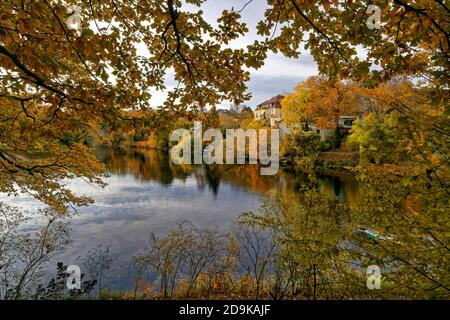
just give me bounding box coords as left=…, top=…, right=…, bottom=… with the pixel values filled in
left=245, top=53, right=317, bottom=107
left=246, top=74, right=305, bottom=108
left=251, top=53, right=316, bottom=78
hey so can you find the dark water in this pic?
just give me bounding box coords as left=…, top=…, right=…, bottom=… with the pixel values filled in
left=9, top=147, right=361, bottom=291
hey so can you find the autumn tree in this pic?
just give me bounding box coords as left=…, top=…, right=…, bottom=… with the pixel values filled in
left=0, top=0, right=448, bottom=301
left=348, top=81, right=449, bottom=169
left=255, top=0, right=449, bottom=297
left=255, top=0, right=448, bottom=86
left=282, top=76, right=361, bottom=130
left=233, top=218, right=276, bottom=299
left=280, top=81, right=311, bottom=129
left=2, top=1, right=448, bottom=213
left=0, top=0, right=253, bottom=212
left=134, top=222, right=227, bottom=299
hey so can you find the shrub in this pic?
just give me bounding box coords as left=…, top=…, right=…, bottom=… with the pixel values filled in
left=348, top=112, right=408, bottom=164
left=332, top=127, right=346, bottom=148
left=281, top=131, right=321, bottom=168
left=318, top=140, right=333, bottom=152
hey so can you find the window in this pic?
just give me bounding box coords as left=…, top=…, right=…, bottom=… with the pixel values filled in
left=343, top=119, right=354, bottom=127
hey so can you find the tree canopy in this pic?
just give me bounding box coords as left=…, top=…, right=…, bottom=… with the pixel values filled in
left=0, top=0, right=252, bottom=211
left=0, top=0, right=448, bottom=211
left=282, top=76, right=361, bottom=129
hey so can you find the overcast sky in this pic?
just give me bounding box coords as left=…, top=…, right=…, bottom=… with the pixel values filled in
left=150, top=0, right=318, bottom=110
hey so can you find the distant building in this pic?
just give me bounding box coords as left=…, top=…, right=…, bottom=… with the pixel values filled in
left=254, top=94, right=365, bottom=139
left=254, top=95, right=288, bottom=131
left=306, top=115, right=363, bottom=140
left=338, top=116, right=358, bottom=131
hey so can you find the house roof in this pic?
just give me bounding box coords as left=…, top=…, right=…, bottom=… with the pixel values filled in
left=256, top=95, right=285, bottom=110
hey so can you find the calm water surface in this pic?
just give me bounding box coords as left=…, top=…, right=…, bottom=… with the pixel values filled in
left=4, top=147, right=361, bottom=290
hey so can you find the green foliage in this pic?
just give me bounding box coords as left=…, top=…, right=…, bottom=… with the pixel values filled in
left=240, top=192, right=369, bottom=300
left=281, top=131, right=321, bottom=166
left=332, top=128, right=346, bottom=149
left=132, top=132, right=145, bottom=142
left=280, top=131, right=324, bottom=189
left=59, top=132, right=84, bottom=147
left=348, top=112, right=408, bottom=164
left=241, top=106, right=253, bottom=114
left=317, top=140, right=333, bottom=152
left=111, top=132, right=126, bottom=149
left=349, top=165, right=450, bottom=298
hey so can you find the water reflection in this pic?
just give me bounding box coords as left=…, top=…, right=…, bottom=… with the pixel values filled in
left=318, top=174, right=361, bottom=203
left=11, top=147, right=361, bottom=291
left=95, top=147, right=360, bottom=201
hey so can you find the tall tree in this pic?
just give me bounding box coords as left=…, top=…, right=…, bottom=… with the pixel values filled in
left=282, top=76, right=359, bottom=129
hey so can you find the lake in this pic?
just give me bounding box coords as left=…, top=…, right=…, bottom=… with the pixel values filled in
left=3, top=147, right=361, bottom=291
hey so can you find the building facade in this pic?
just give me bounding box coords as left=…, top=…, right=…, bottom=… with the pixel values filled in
left=254, top=95, right=284, bottom=121
left=254, top=95, right=288, bottom=132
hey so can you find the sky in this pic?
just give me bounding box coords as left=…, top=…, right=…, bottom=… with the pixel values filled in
left=149, top=0, right=319, bottom=110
